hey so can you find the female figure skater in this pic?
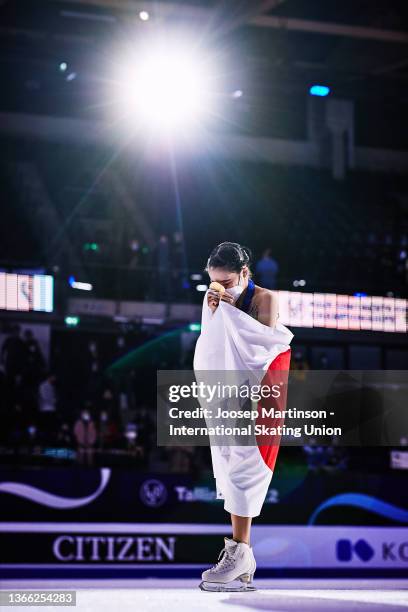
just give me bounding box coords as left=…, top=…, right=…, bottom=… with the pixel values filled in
left=193, top=242, right=293, bottom=592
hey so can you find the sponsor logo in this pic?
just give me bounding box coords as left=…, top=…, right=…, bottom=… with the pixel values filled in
left=174, top=485, right=279, bottom=503
left=337, top=538, right=408, bottom=563
left=337, top=539, right=375, bottom=562
left=382, top=541, right=408, bottom=562
left=139, top=479, right=167, bottom=507
left=53, top=535, right=176, bottom=562
left=174, top=486, right=217, bottom=502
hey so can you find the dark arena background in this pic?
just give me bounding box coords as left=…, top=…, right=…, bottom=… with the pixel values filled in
left=0, top=0, right=408, bottom=609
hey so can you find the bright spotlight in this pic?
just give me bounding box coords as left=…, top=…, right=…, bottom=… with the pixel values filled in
left=139, top=10, right=149, bottom=21
left=115, top=43, right=215, bottom=132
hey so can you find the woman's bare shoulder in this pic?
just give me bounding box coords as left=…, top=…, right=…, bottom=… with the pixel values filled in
left=253, top=285, right=278, bottom=303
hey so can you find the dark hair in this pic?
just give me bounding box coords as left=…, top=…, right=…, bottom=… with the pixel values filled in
left=204, top=242, right=253, bottom=277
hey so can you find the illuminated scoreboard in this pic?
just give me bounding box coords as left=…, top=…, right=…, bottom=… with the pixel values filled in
left=0, top=273, right=53, bottom=313
left=278, top=291, right=407, bottom=333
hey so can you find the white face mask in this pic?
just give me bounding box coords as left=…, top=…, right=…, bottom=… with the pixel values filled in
left=227, top=272, right=245, bottom=302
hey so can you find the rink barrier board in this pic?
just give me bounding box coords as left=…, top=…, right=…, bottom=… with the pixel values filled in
left=1, top=567, right=408, bottom=579
left=1, top=524, right=408, bottom=579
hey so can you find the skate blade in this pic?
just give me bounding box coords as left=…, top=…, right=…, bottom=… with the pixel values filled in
left=199, top=580, right=256, bottom=592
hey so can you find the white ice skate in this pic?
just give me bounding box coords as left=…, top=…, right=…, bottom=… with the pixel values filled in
left=199, top=536, right=256, bottom=592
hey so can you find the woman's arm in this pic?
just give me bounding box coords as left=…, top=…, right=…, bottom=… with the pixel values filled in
left=256, top=291, right=279, bottom=329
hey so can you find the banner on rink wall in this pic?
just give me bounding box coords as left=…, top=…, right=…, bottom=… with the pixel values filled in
left=0, top=524, right=408, bottom=575
left=1, top=467, right=408, bottom=577
left=1, top=466, right=407, bottom=525
left=0, top=461, right=408, bottom=527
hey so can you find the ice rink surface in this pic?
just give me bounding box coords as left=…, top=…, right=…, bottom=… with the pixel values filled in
left=1, top=579, right=408, bottom=611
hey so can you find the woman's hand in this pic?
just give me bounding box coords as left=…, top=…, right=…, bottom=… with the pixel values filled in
left=207, top=289, right=220, bottom=313
left=220, top=291, right=235, bottom=305
left=207, top=289, right=235, bottom=312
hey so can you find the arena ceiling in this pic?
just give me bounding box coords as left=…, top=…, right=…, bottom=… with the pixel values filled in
left=1, top=1, right=407, bottom=87
left=0, top=0, right=407, bottom=140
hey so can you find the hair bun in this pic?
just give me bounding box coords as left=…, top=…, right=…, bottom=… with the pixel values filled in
left=205, top=241, right=253, bottom=275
